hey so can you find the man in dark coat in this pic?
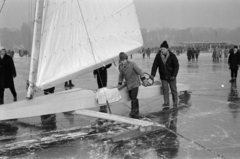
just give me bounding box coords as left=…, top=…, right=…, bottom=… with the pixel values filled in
left=0, top=48, right=17, bottom=105
left=228, top=46, right=240, bottom=82
left=93, top=63, right=112, bottom=113
left=187, top=48, right=192, bottom=62
left=151, top=41, right=179, bottom=108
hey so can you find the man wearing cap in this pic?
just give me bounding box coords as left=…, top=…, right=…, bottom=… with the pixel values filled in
left=118, top=52, right=149, bottom=118
left=0, top=48, right=17, bottom=105
left=151, top=41, right=179, bottom=108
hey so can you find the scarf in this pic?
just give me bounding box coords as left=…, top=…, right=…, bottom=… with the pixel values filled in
left=160, top=51, right=170, bottom=64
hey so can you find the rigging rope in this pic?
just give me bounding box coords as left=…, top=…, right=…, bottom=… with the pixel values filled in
left=0, top=0, right=6, bottom=14
left=76, top=0, right=113, bottom=113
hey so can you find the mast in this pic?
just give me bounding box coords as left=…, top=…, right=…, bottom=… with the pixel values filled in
left=26, top=0, right=44, bottom=99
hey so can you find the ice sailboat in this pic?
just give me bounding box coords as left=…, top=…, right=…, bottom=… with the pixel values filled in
left=0, top=0, right=188, bottom=124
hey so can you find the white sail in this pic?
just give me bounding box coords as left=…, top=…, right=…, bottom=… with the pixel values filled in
left=35, top=0, right=143, bottom=89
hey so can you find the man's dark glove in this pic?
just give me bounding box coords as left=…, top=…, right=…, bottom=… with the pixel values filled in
left=170, top=76, right=175, bottom=81
left=150, top=75, right=154, bottom=80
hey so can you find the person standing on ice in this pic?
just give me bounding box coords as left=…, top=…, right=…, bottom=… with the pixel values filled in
left=187, top=47, right=192, bottom=62
left=150, top=41, right=179, bottom=109
left=228, top=46, right=240, bottom=83
left=0, top=48, right=17, bottom=105
left=93, top=63, right=112, bottom=113
left=118, top=52, right=149, bottom=118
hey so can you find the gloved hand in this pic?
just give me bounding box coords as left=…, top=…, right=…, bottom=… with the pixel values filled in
left=150, top=75, right=154, bottom=80
left=170, top=76, right=175, bottom=81
left=142, top=79, right=150, bottom=86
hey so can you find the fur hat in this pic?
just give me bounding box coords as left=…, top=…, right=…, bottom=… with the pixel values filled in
left=119, top=52, right=128, bottom=61
left=160, top=41, right=169, bottom=49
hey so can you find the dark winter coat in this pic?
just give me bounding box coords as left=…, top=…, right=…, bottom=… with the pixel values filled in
left=151, top=50, right=179, bottom=80
left=187, top=49, right=192, bottom=58
left=228, top=50, right=240, bottom=70
left=0, top=54, right=16, bottom=88
left=93, top=64, right=112, bottom=88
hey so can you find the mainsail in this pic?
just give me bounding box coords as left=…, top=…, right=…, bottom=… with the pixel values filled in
left=30, top=0, right=143, bottom=90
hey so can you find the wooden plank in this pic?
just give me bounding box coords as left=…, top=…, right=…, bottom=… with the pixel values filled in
left=74, top=110, right=163, bottom=127
left=0, top=83, right=189, bottom=120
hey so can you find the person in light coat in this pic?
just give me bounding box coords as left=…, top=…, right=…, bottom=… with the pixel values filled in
left=118, top=52, right=149, bottom=118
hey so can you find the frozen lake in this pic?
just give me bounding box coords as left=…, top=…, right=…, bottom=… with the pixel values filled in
left=1, top=52, right=239, bottom=159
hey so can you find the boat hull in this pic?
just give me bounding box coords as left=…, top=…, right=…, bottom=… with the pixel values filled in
left=0, top=82, right=189, bottom=120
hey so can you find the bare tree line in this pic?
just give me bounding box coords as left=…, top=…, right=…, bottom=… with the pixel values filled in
left=0, top=22, right=240, bottom=50
left=142, top=27, right=240, bottom=48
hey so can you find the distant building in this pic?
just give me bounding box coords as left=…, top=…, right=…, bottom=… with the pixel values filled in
left=183, top=41, right=231, bottom=52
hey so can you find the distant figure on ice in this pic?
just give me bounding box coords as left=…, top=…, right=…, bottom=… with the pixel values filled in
left=224, top=47, right=229, bottom=59
left=195, top=47, right=200, bottom=61
left=142, top=48, right=146, bottom=59
left=212, top=47, right=220, bottom=61
left=151, top=41, right=179, bottom=109
left=191, top=47, right=196, bottom=61
left=0, top=48, right=17, bottom=105
left=146, top=48, right=151, bottom=59
left=228, top=46, right=240, bottom=83
left=187, top=48, right=192, bottom=62
left=94, top=63, right=112, bottom=113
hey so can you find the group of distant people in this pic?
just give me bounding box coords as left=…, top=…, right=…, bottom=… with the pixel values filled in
left=141, top=47, right=151, bottom=59
left=212, top=47, right=230, bottom=61
left=187, top=47, right=200, bottom=61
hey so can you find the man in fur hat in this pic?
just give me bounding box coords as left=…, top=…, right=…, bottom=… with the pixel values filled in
left=151, top=41, right=179, bottom=108
left=118, top=52, right=149, bottom=118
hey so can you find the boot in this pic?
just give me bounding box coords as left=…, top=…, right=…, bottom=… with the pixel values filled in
left=0, top=98, right=3, bottom=105
left=162, top=102, right=170, bottom=107
left=99, top=105, right=107, bottom=113
left=64, top=82, right=69, bottom=90
left=13, top=96, right=17, bottom=102
left=229, top=78, right=234, bottom=82
left=69, top=80, right=74, bottom=87
left=129, top=100, right=139, bottom=119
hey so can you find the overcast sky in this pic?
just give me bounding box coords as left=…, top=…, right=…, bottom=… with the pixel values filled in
left=1, top=0, right=240, bottom=30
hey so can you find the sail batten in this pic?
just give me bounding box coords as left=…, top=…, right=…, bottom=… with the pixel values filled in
left=34, top=0, right=143, bottom=89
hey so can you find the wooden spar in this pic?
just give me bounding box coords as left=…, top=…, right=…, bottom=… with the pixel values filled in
left=26, top=0, right=44, bottom=99
left=74, top=110, right=163, bottom=128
